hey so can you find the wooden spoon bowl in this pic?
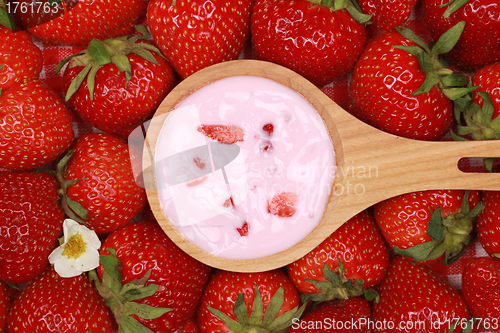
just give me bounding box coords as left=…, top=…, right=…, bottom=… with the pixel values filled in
left=143, top=59, right=500, bottom=272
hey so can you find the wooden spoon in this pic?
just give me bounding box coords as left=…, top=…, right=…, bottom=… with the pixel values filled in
left=143, top=59, right=500, bottom=272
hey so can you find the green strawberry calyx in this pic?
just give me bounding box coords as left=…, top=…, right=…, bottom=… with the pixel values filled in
left=207, top=285, right=307, bottom=333
left=451, top=92, right=500, bottom=171
left=301, top=258, right=379, bottom=304
left=394, top=22, right=477, bottom=101
left=394, top=191, right=485, bottom=265
left=306, top=0, right=372, bottom=24
left=439, top=0, right=470, bottom=19
left=55, top=149, right=89, bottom=226
left=0, top=0, right=16, bottom=31
left=88, top=247, right=172, bottom=333
left=57, top=25, right=165, bottom=102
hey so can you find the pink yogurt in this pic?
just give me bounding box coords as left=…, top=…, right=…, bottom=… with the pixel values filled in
left=155, top=75, right=335, bottom=259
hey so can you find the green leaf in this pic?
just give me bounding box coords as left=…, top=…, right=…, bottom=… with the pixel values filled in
left=122, top=284, right=160, bottom=303
left=0, top=7, right=15, bottom=31
left=322, top=263, right=340, bottom=286
left=431, top=21, right=465, bottom=56
left=262, top=287, right=285, bottom=327
left=450, top=129, right=469, bottom=141
left=396, top=26, right=431, bottom=54
left=86, top=64, right=100, bottom=103
left=346, top=0, right=372, bottom=24
left=441, top=72, right=468, bottom=87
left=493, top=253, right=500, bottom=259
left=233, top=293, right=249, bottom=326
left=427, top=207, right=444, bottom=241
left=441, top=86, right=478, bottom=101
left=484, top=158, right=496, bottom=172
left=132, top=48, right=160, bottom=65
left=123, top=302, right=171, bottom=319
left=412, top=72, right=440, bottom=96
left=135, top=24, right=150, bottom=37
left=363, top=289, right=380, bottom=303
left=207, top=306, right=243, bottom=332
left=88, top=39, right=111, bottom=66
left=249, top=285, right=264, bottom=326
left=477, top=92, right=495, bottom=125
left=268, top=303, right=308, bottom=332
left=119, top=315, right=156, bottom=333
left=393, top=45, right=425, bottom=59
left=65, top=63, right=92, bottom=101
left=56, top=53, right=82, bottom=75
left=394, top=239, right=445, bottom=262
left=65, top=196, right=89, bottom=220
left=100, top=253, right=122, bottom=283
left=441, top=0, right=470, bottom=18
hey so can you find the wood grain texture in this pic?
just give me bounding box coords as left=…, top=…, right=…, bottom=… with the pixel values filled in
left=143, top=59, right=500, bottom=272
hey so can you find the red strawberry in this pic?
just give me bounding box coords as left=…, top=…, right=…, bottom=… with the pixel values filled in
left=18, top=0, right=149, bottom=46
left=97, top=221, right=212, bottom=333
left=462, top=257, right=500, bottom=333
left=268, top=192, right=298, bottom=217
left=0, top=78, right=74, bottom=170
left=198, top=269, right=305, bottom=333
left=0, top=171, right=64, bottom=284
left=147, top=0, right=252, bottom=78
left=251, top=0, right=369, bottom=87
left=287, top=210, right=389, bottom=302
left=0, top=26, right=42, bottom=90
left=7, top=266, right=113, bottom=333
left=182, top=319, right=202, bottom=333
left=349, top=24, right=472, bottom=140
left=197, top=124, right=245, bottom=144
left=287, top=297, right=372, bottom=333
left=476, top=191, right=500, bottom=258
left=373, top=190, right=481, bottom=265
left=358, top=0, right=418, bottom=32
left=423, top=0, right=500, bottom=70
left=373, top=256, right=471, bottom=333
left=59, top=133, right=147, bottom=235
left=0, top=280, right=8, bottom=333
left=61, top=30, right=175, bottom=138
left=472, top=62, right=500, bottom=117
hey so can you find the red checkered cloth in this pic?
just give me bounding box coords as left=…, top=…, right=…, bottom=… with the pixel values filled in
left=33, top=1, right=491, bottom=332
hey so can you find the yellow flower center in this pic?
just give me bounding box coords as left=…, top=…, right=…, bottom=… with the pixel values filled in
left=62, top=233, right=87, bottom=259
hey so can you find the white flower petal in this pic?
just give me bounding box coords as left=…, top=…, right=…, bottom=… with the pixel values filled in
left=74, top=247, right=100, bottom=272
left=63, top=219, right=80, bottom=242
left=77, top=225, right=101, bottom=249
left=53, top=255, right=81, bottom=278
left=48, top=245, right=65, bottom=264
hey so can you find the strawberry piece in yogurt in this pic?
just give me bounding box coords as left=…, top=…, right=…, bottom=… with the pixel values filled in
left=198, top=124, right=244, bottom=144
left=267, top=192, right=298, bottom=217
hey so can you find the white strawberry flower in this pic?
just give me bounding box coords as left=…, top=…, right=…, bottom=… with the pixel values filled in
left=49, top=219, right=101, bottom=278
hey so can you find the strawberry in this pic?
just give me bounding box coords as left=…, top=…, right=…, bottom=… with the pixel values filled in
left=0, top=26, right=42, bottom=90
left=0, top=171, right=64, bottom=284
left=58, top=133, right=147, bottom=235
left=0, top=280, right=8, bottom=333
left=373, top=190, right=482, bottom=265
left=0, top=78, right=74, bottom=170
left=97, top=221, right=212, bottom=333
left=472, top=62, right=500, bottom=116
left=349, top=23, right=474, bottom=140
left=182, top=319, right=202, bottom=333
left=18, top=0, right=149, bottom=46
left=198, top=269, right=305, bottom=333
left=462, top=257, right=500, bottom=333
left=373, top=255, right=471, bottom=332
left=423, top=0, right=500, bottom=70
left=7, top=266, right=113, bottom=333
left=268, top=192, right=299, bottom=217
left=147, top=0, right=252, bottom=78
left=251, top=0, right=370, bottom=87
left=197, top=124, right=245, bottom=144
left=287, top=210, right=389, bottom=302
left=357, top=0, right=418, bottom=32
left=476, top=191, right=500, bottom=258
left=287, top=297, right=372, bottom=333
left=60, top=29, right=175, bottom=138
